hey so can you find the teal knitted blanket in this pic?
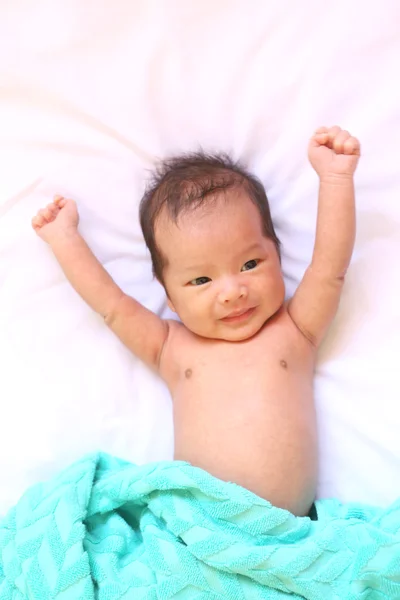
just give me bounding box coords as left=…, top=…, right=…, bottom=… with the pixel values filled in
left=1, top=453, right=399, bottom=599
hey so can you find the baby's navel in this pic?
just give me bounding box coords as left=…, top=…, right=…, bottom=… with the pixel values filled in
left=184, top=368, right=193, bottom=379
left=280, top=359, right=288, bottom=369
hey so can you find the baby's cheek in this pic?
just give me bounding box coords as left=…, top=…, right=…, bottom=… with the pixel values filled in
left=184, top=300, right=202, bottom=323
left=193, top=300, right=211, bottom=328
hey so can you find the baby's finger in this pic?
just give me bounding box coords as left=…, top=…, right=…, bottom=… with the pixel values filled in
left=54, top=195, right=66, bottom=207
left=45, top=208, right=55, bottom=221
left=332, top=130, right=350, bottom=154
left=310, top=130, right=329, bottom=149
left=343, top=136, right=361, bottom=156
left=37, top=207, right=52, bottom=222
left=327, top=125, right=341, bottom=138
left=327, top=126, right=341, bottom=147
left=32, top=214, right=46, bottom=229
left=315, top=126, right=329, bottom=135
left=46, top=203, right=59, bottom=216
left=313, top=132, right=329, bottom=144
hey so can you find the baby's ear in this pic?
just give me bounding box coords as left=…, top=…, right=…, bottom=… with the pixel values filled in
left=158, top=277, right=176, bottom=313
left=167, top=297, right=176, bottom=313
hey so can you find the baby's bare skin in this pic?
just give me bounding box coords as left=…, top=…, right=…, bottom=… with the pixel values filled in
left=32, top=126, right=360, bottom=516
left=163, top=311, right=317, bottom=514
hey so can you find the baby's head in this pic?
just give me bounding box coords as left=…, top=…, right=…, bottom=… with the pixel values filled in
left=139, top=152, right=284, bottom=341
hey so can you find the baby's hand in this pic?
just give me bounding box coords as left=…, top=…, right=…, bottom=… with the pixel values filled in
left=32, top=195, right=79, bottom=244
left=308, top=126, right=360, bottom=179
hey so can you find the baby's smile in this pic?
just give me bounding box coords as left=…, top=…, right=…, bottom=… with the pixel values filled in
left=220, top=306, right=257, bottom=323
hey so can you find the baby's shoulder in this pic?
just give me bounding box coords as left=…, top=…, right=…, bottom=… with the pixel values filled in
left=164, top=318, right=188, bottom=340
left=257, top=305, right=315, bottom=350
left=158, top=318, right=191, bottom=372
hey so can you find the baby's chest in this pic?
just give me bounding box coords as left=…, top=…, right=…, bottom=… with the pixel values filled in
left=165, top=327, right=313, bottom=400
left=181, top=345, right=290, bottom=383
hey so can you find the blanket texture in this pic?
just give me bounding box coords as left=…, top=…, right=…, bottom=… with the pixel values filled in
left=0, top=453, right=399, bottom=599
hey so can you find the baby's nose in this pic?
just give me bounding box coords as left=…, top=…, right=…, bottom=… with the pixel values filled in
left=218, top=279, right=247, bottom=304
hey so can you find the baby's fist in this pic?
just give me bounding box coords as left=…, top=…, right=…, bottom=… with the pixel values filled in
left=308, top=126, right=360, bottom=179
left=32, top=195, right=79, bottom=245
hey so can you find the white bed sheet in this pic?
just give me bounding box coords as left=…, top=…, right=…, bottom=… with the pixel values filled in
left=1, top=0, right=400, bottom=514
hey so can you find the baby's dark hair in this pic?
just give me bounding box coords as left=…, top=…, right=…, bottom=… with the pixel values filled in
left=139, top=151, right=280, bottom=284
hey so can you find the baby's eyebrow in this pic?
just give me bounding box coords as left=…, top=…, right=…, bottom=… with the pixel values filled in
left=181, top=264, right=210, bottom=273
left=240, top=242, right=263, bottom=254
left=180, top=245, right=263, bottom=272
left=177, top=244, right=264, bottom=275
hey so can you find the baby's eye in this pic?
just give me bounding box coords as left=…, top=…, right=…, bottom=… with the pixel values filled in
left=241, top=259, right=259, bottom=272
left=189, top=276, right=211, bottom=286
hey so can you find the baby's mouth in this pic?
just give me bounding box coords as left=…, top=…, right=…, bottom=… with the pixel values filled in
left=221, top=307, right=256, bottom=323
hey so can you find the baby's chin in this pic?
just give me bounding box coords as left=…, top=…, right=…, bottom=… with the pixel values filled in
left=191, top=319, right=267, bottom=342
left=217, top=322, right=266, bottom=342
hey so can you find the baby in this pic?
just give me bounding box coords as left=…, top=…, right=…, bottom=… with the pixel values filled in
left=32, top=126, right=360, bottom=517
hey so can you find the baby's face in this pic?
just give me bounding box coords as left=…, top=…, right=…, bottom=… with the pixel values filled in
left=157, top=190, right=285, bottom=341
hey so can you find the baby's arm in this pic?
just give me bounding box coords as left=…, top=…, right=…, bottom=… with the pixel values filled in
left=32, top=196, right=168, bottom=370
left=288, top=126, right=360, bottom=347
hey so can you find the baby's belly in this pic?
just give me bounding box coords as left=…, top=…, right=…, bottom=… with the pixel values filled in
left=172, top=372, right=317, bottom=516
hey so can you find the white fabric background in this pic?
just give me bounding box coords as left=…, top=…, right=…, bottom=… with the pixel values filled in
left=1, top=0, right=399, bottom=514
